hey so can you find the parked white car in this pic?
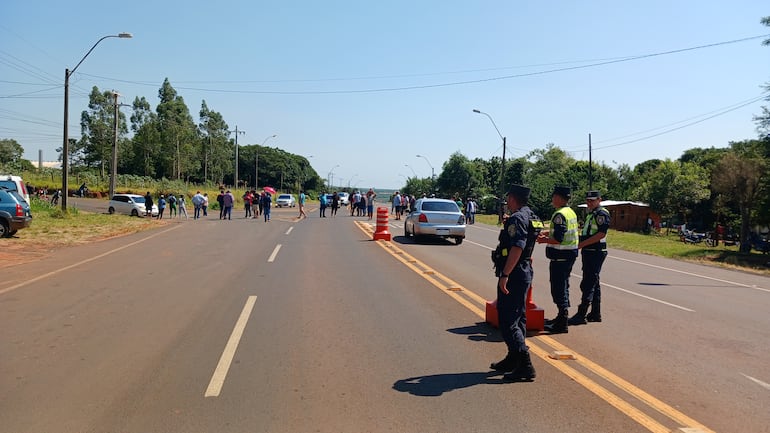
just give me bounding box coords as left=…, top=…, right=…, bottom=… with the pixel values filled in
left=403, top=198, right=466, bottom=245
left=0, top=174, right=30, bottom=204
left=108, top=194, right=159, bottom=217
left=337, top=192, right=350, bottom=206
left=276, top=194, right=296, bottom=207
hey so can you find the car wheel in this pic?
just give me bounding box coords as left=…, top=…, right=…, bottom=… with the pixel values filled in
left=404, top=223, right=410, bottom=238
left=455, top=237, right=464, bottom=245
left=0, top=220, right=9, bottom=238
left=108, top=206, right=115, bottom=214
left=131, top=209, right=139, bottom=217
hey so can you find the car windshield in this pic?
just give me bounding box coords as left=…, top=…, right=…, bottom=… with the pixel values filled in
left=421, top=202, right=459, bottom=212
left=278, top=195, right=291, bottom=200
left=132, top=196, right=146, bottom=204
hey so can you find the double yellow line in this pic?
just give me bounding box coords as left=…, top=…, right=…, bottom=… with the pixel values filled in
left=355, top=221, right=714, bottom=433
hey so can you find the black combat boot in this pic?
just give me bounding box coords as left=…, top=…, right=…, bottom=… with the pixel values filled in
left=490, top=352, right=519, bottom=372
left=545, top=308, right=569, bottom=334
left=567, top=302, right=589, bottom=326
left=586, top=299, right=602, bottom=322
left=503, top=351, right=536, bottom=382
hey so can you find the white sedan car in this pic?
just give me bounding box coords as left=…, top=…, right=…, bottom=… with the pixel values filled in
left=403, top=198, right=466, bottom=245
left=276, top=194, right=296, bottom=207
left=337, top=192, right=350, bottom=206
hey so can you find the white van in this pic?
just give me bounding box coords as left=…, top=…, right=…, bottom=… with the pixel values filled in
left=0, top=175, right=30, bottom=204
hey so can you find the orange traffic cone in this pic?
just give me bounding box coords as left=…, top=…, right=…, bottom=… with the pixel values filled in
left=373, top=207, right=391, bottom=241
left=485, top=282, right=545, bottom=332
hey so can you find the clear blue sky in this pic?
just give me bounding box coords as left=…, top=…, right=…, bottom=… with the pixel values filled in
left=2, top=1, right=769, bottom=190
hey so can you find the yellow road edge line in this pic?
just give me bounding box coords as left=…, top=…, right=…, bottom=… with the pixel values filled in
left=536, top=336, right=716, bottom=433
left=354, top=221, right=711, bottom=433
left=354, top=222, right=484, bottom=317
left=527, top=343, right=672, bottom=433
left=362, top=222, right=490, bottom=304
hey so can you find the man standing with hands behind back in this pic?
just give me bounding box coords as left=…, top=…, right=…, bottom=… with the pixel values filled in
left=490, top=184, right=542, bottom=382
left=537, top=186, right=579, bottom=334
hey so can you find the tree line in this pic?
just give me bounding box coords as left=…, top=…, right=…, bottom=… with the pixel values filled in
left=67, top=78, right=321, bottom=192
left=400, top=138, right=766, bottom=246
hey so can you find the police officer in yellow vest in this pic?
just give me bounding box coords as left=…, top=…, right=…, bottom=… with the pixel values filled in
left=569, top=190, right=610, bottom=325
left=536, top=186, right=579, bottom=334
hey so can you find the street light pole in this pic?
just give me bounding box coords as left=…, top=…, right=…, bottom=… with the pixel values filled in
left=327, top=164, right=339, bottom=189
left=62, top=32, right=132, bottom=210
left=415, top=154, right=435, bottom=180
left=347, top=174, right=358, bottom=190
left=473, top=109, right=507, bottom=223
left=255, top=134, right=277, bottom=189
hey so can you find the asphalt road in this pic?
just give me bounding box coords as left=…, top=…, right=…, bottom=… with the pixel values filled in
left=1, top=204, right=768, bottom=433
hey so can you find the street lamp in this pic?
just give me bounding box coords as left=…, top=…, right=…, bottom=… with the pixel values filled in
left=255, top=134, right=277, bottom=189
left=62, top=32, right=132, bottom=210
left=473, top=108, right=507, bottom=223
left=348, top=174, right=359, bottom=189
left=404, top=164, right=417, bottom=177
left=327, top=164, right=340, bottom=189
left=415, top=154, right=434, bottom=180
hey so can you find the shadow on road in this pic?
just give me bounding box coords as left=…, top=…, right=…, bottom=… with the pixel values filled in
left=392, top=371, right=506, bottom=396
left=392, top=235, right=456, bottom=246
left=447, top=322, right=502, bottom=343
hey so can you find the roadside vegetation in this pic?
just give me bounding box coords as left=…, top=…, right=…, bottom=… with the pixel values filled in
left=12, top=199, right=163, bottom=248
left=475, top=213, right=770, bottom=275
left=3, top=200, right=769, bottom=275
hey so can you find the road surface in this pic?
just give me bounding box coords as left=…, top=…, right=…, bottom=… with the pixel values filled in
left=1, top=205, right=768, bottom=432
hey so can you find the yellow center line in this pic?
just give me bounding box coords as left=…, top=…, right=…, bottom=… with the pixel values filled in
left=354, top=220, right=714, bottom=433
left=536, top=336, right=716, bottom=433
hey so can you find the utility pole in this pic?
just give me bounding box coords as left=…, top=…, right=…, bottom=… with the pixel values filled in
left=110, top=91, right=130, bottom=198
left=111, top=92, right=119, bottom=198
left=588, top=133, right=593, bottom=190
left=230, top=126, right=245, bottom=188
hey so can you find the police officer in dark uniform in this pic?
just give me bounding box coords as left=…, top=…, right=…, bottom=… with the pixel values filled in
left=569, top=190, right=611, bottom=325
left=490, top=184, right=542, bottom=382
left=537, top=186, right=579, bottom=334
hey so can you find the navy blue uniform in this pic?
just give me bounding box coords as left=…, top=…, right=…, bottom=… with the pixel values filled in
left=497, top=206, right=537, bottom=354
left=579, top=206, right=610, bottom=305
left=546, top=209, right=578, bottom=310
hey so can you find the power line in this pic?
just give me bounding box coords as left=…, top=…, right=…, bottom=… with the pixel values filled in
left=76, top=33, right=770, bottom=95
left=560, top=92, right=769, bottom=155
left=591, top=94, right=768, bottom=151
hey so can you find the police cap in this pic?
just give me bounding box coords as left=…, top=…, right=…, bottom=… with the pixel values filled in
left=506, top=184, right=531, bottom=202
left=586, top=190, right=601, bottom=200
left=552, top=186, right=571, bottom=199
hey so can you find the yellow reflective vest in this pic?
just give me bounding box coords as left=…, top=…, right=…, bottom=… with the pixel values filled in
left=546, top=206, right=578, bottom=259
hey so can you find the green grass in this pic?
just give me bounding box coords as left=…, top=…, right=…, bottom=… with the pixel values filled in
left=609, top=230, right=770, bottom=274
left=11, top=203, right=770, bottom=275
left=12, top=198, right=164, bottom=248
left=474, top=213, right=770, bottom=275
